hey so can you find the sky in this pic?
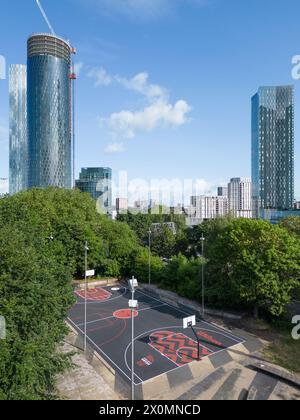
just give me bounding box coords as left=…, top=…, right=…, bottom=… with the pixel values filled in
left=1, top=0, right=300, bottom=200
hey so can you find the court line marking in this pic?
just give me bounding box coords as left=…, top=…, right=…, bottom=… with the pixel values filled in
left=138, top=288, right=244, bottom=342
left=124, top=325, right=243, bottom=380
left=75, top=286, right=127, bottom=305
left=76, top=303, right=167, bottom=327
left=70, top=287, right=245, bottom=385
left=67, top=317, right=141, bottom=385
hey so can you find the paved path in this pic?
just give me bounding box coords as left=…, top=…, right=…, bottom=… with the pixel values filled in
left=56, top=342, right=120, bottom=401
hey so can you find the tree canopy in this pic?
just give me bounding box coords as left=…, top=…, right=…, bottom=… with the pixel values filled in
left=0, top=188, right=141, bottom=399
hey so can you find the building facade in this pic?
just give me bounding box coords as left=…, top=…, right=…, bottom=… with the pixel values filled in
left=217, top=187, right=228, bottom=197
left=228, top=178, right=252, bottom=219
left=27, top=34, right=72, bottom=189
left=9, top=64, right=27, bottom=195
left=252, top=86, right=294, bottom=219
left=116, top=198, right=128, bottom=214
left=76, top=167, right=112, bottom=214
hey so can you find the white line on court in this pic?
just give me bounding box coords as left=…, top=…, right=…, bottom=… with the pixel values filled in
left=138, top=288, right=244, bottom=342
left=74, top=287, right=127, bottom=305
left=67, top=317, right=141, bottom=385
left=77, top=303, right=167, bottom=327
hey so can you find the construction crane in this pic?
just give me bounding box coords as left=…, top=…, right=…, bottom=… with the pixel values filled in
left=36, top=0, right=56, bottom=35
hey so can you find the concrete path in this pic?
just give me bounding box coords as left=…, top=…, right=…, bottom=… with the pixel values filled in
left=56, top=342, right=120, bottom=401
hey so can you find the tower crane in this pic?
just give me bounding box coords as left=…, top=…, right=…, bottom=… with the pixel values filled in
left=35, top=0, right=77, bottom=188
left=36, top=0, right=56, bottom=35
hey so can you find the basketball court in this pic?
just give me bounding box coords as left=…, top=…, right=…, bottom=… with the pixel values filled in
left=68, top=285, right=245, bottom=385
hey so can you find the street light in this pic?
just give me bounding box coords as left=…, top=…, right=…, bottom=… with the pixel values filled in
left=128, top=276, right=138, bottom=401
left=148, top=229, right=151, bottom=285
left=200, top=233, right=205, bottom=318
left=84, top=241, right=89, bottom=352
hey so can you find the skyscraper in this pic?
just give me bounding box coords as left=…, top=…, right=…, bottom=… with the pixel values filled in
left=228, top=178, right=252, bottom=219
left=27, top=34, right=72, bottom=189
left=76, top=168, right=112, bottom=214
left=252, top=86, right=294, bottom=218
left=9, top=64, right=27, bottom=195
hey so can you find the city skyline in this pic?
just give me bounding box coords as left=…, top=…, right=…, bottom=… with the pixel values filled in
left=1, top=0, right=300, bottom=197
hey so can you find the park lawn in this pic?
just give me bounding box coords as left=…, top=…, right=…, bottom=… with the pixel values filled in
left=264, top=331, right=300, bottom=374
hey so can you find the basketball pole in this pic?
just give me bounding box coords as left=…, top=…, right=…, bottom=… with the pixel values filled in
left=84, top=241, right=88, bottom=353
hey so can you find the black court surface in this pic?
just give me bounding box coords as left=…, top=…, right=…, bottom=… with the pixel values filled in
left=68, top=286, right=245, bottom=385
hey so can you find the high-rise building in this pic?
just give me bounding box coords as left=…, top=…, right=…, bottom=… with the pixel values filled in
left=216, top=196, right=228, bottom=217
left=228, top=178, right=252, bottom=219
left=191, top=194, right=229, bottom=220
left=252, top=86, right=294, bottom=218
left=9, top=64, right=27, bottom=195
left=76, top=167, right=112, bottom=214
left=191, top=196, right=217, bottom=220
left=27, top=34, right=72, bottom=189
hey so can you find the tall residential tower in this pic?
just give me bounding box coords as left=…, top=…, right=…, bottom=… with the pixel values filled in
left=252, top=86, right=294, bottom=219
left=9, top=64, right=27, bottom=195
left=27, top=34, right=72, bottom=189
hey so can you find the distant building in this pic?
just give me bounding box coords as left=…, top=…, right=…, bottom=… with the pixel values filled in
left=9, top=64, right=27, bottom=195
left=134, top=200, right=149, bottom=211
left=293, top=201, right=300, bottom=210
left=191, top=196, right=217, bottom=220
left=76, top=167, right=112, bottom=214
left=217, top=187, right=228, bottom=197
left=216, top=196, right=228, bottom=217
left=260, top=209, right=300, bottom=224
left=252, top=86, right=294, bottom=219
left=228, top=178, right=252, bottom=219
left=190, top=194, right=229, bottom=220
left=116, top=198, right=128, bottom=214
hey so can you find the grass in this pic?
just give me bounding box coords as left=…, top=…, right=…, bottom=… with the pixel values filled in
left=261, top=319, right=300, bottom=374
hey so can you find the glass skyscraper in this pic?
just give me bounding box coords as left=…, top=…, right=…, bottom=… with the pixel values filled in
left=9, top=64, right=27, bottom=195
left=75, top=168, right=112, bottom=214
left=27, top=34, right=72, bottom=189
left=251, top=86, right=294, bottom=218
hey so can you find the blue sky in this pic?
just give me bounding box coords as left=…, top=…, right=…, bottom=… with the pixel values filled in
left=1, top=0, right=300, bottom=198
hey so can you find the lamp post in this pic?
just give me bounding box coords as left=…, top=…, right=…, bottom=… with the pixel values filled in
left=84, top=241, right=89, bottom=352
left=200, top=233, right=205, bottom=318
left=148, top=229, right=151, bottom=285
left=128, top=276, right=138, bottom=401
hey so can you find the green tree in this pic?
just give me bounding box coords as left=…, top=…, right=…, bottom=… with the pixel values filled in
left=0, top=226, right=75, bottom=400
left=132, top=248, right=165, bottom=284
left=206, top=219, right=300, bottom=317
left=279, top=216, right=300, bottom=239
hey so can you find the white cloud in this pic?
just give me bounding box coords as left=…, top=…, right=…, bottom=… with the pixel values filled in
left=104, top=142, right=125, bottom=154
left=0, top=179, right=8, bottom=194
left=90, top=67, right=192, bottom=138
left=88, top=67, right=112, bottom=87
left=116, top=72, right=167, bottom=100
left=106, top=99, right=191, bottom=138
